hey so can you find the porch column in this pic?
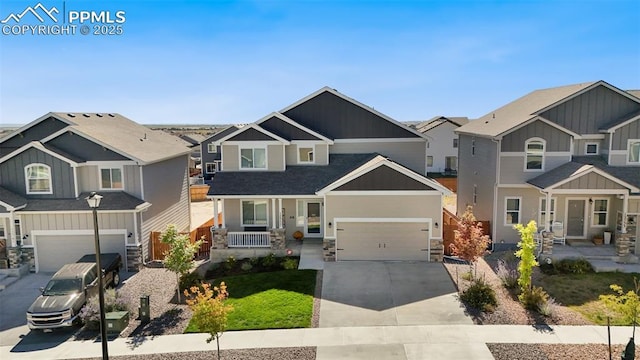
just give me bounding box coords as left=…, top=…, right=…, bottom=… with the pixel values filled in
left=271, top=198, right=277, bottom=229
left=544, top=191, right=552, bottom=231
left=8, top=212, right=15, bottom=247
left=278, top=198, right=283, bottom=228
left=220, top=199, right=226, bottom=228
left=213, top=198, right=219, bottom=229
left=622, top=193, right=629, bottom=234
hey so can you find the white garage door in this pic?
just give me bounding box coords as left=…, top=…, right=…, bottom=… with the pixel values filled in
left=36, top=234, right=126, bottom=273
left=336, top=222, right=429, bottom=261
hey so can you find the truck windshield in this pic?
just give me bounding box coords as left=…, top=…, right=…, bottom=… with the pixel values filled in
left=43, top=279, right=82, bottom=296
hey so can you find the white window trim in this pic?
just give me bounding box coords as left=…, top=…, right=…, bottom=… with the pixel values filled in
left=25, top=163, right=53, bottom=195
left=205, top=162, right=217, bottom=174
left=239, top=146, right=268, bottom=170
left=241, top=200, right=269, bottom=227
left=504, top=196, right=522, bottom=226
left=524, top=137, right=545, bottom=172
left=297, top=144, right=315, bottom=164
left=627, top=139, right=640, bottom=164
left=99, top=166, right=124, bottom=190
left=591, top=198, right=609, bottom=227
left=538, top=197, right=557, bottom=228
left=471, top=138, right=476, bottom=156
left=207, top=143, right=217, bottom=153
left=584, top=142, right=599, bottom=155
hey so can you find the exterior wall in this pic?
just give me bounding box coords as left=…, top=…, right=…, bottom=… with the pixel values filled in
left=0, top=117, right=67, bottom=156
left=629, top=199, right=640, bottom=214
left=323, top=193, right=442, bottom=239
left=540, top=85, right=640, bottom=134
left=285, top=143, right=329, bottom=166
left=574, top=139, right=603, bottom=156
left=499, top=154, right=571, bottom=184
left=47, top=132, right=129, bottom=161
left=267, top=144, right=285, bottom=171
left=20, top=212, right=134, bottom=240
left=140, top=155, right=190, bottom=261
left=0, top=147, right=75, bottom=198
left=456, top=135, right=497, bottom=223
left=221, top=144, right=239, bottom=171
left=76, top=164, right=142, bottom=197
left=611, top=119, right=640, bottom=151
left=219, top=144, right=285, bottom=171
left=330, top=140, right=426, bottom=174
left=557, top=172, right=626, bottom=190
left=124, top=165, right=143, bottom=198
left=501, top=120, right=571, bottom=152
left=424, top=122, right=459, bottom=173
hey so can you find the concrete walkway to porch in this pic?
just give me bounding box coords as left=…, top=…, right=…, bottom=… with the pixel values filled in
left=298, top=239, right=324, bottom=270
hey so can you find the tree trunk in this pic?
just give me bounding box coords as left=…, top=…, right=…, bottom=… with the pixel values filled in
left=176, top=273, right=181, bottom=303
left=216, top=336, right=220, bottom=360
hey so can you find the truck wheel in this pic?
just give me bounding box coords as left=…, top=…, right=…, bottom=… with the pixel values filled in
left=112, top=271, right=120, bottom=287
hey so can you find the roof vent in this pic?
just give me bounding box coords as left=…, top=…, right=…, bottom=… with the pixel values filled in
left=67, top=113, right=75, bottom=118
left=108, top=113, right=115, bottom=117
left=82, top=113, right=90, bottom=118
left=96, top=113, right=103, bottom=117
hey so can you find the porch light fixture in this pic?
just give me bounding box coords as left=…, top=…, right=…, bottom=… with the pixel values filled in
left=434, top=222, right=439, bottom=229
left=589, top=198, right=593, bottom=205
left=86, top=192, right=108, bottom=360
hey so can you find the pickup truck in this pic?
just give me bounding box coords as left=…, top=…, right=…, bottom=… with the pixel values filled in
left=26, top=253, right=122, bottom=330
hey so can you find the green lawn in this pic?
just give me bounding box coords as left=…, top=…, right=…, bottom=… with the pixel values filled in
left=535, top=271, right=640, bottom=325
left=185, top=269, right=317, bottom=332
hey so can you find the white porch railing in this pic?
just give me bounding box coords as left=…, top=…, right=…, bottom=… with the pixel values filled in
left=228, top=232, right=270, bottom=248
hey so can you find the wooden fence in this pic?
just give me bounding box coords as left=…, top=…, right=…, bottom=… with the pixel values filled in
left=150, top=222, right=212, bottom=261
left=442, top=208, right=490, bottom=256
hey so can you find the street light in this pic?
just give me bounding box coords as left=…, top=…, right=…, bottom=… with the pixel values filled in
left=86, top=192, right=108, bottom=360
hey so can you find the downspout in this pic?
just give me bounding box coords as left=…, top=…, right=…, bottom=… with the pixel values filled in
left=491, top=137, right=501, bottom=251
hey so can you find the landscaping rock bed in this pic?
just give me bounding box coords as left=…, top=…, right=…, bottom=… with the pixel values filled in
left=80, top=347, right=317, bottom=360
left=488, top=343, right=639, bottom=360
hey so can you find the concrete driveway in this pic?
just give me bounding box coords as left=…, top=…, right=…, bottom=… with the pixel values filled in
left=319, top=262, right=472, bottom=327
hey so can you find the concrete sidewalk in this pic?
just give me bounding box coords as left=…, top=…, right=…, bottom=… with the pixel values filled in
left=2, top=324, right=637, bottom=360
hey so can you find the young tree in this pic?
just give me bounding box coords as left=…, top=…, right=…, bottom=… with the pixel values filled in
left=514, top=220, right=539, bottom=301
left=161, top=224, right=203, bottom=303
left=450, top=205, right=491, bottom=274
left=185, top=282, right=233, bottom=360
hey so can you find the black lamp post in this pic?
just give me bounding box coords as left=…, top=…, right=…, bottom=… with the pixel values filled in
left=86, top=192, right=108, bottom=360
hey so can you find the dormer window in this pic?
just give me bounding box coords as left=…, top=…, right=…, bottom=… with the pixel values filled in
left=25, top=164, right=52, bottom=194
left=525, top=138, right=545, bottom=171
left=629, top=140, right=640, bottom=164
left=100, top=167, right=123, bottom=190
left=240, top=147, right=266, bottom=169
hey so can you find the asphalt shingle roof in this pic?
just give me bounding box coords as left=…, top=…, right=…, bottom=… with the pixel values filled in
left=0, top=187, right=27, bottom=209
left=208, top=153, right=378, bottom=196
left=21, top=191, right=148, bottom=212
left=414, top=116, right=469, bottom=133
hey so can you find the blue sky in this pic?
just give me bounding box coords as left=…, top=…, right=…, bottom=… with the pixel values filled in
left=1, top=0, right=639, bottom=125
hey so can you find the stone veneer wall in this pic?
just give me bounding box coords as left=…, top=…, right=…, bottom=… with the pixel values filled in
left=323, top=239, right=336, bottom=261
left=7, top=247, right=22, bottom=269
left=616, top=232, right=632, bottom=259
left=126, top=245, right=142, bottom=272
left=269, top=229, right=286, bottom=250
left=429, top=239, right=443, bottom=262
left=541, top=232, right=553, bottom=256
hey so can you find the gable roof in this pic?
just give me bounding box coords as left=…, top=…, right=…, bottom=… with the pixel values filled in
left=216, top=124, right=290, bottom=144
left=3, top=113, right=191, bottom=165
left=202, top=125, right=240, bottom=144
left=256, top=112, right=333, bottom=143
left=0, top=141, right=81, bottom=166
left=414, top=116, right=469, bottom=133
left=280, top=86, right=427, bottom=140
left=628, top=90, right=640, bottom=99
left=0, top=186, right=27, bottom=211
left=599, top=108, right=640, bottom=132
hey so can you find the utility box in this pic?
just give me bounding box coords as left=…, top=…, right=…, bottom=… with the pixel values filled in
left=139, top=295, right=150, bottom=323
left=105, top=311, right=129, bottom=333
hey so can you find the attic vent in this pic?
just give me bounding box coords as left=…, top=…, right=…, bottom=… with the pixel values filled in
left=96, top=113, right=103, bottom=117
left=108, top=113, right=115, bottom=117
left=82, top=113, right=90, bottom=118
left=67, top=113, right=75, bottom=118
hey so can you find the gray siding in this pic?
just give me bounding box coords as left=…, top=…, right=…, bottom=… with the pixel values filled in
left=0, top=117, right=67, bottom=156
left=611, top=118, right=640, bottom=150
left=574, top=139, right=603, bottom=156
left=22, top=212, right=133, bottom=233
left=76, top=164, right=142, bottom=197
left=499, top=154, right=571, bottom=184
left=227, top=128, right=276, bottom=141
left=557, top=172, right=626, bottom=190
left=501, top=120, right=571, bottom=152
left=260, top=116, right=320, bottom=140
left=457, top=135, right=497, bottom=223
left=330, top=141, right=426, bottom=174
left=283, top=91, right=419, bottom=139
left=77, top=166, right=97, bottom=193
left=0, top=147, right=75, bottom=198
left=200, top=142, right=221, bottom=172
left=629, top=199, right=640, bottom=214
left=540, top=85, right=640, bottom=134
left=335, top=165, right=433, bottom=191
left=140, top=155, right=190, bottom=261
left=124, top=165, right=143, bottom=198
left=221, top=145, right=239, bottom=171
left=47, top=132, right=129, bottom=161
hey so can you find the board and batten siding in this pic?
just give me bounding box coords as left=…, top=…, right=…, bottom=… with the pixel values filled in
left=47, top=132, right=129, bottom=161
left=140, top=155, right=190, bottom=261
left=76, top=164, right=142, bottom=197
left=539, top=85, right=640, bottom=135
left=0, top=117, right=67, bottom=157
left=21, top=212, right=134, bottom=242
left=556, top=172, right=627, bottom=190
left=220, top=144, right=285, bottom=171
left=0, top=147, right=75, bottom=198
left=456, top=135, right=497, bottom=223
left=611, top=119, right=640, bottom=151
left=330, top=141, right=426, bottom=175
left=423, top=122, right=459, bottom=173
left=501, top=120, right=571, bottom=152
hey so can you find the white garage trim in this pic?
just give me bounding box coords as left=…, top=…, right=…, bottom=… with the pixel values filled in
left=333, top=217, right=432, bottom=261
left=32, top=229, right=127, bottom=273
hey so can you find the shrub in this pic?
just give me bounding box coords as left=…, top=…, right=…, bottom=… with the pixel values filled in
left=599, top=278, right=640, bottom=326
left=282, top=258, right=298, bottom=270
left=496, top=259, right=518, bottom=289
left=461, top=271, right=474, bottom=281
left=538, top=297, right=558, bottom=317
left=555, top=258, right=594, bottom=274
left=79, top=288, right=128, bottom=324
left=514, top=220, right=539, bottom=303
left=249, top=257, right=261, bottom=266
left=460, top=278, right=497, bottom=312
left=261, top=253, right=277, bottom=268
left=223, top=256, right=237, bottom=271
left=240, top=262, right=253, bottom=272
left=180, top=271, right=204, bottom=292
left=521, top=286, right=549, bottom=311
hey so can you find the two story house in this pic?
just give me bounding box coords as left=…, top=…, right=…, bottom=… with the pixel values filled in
left=414, top=116, right=468, bottom=175
left=207, top=87, right=451, bottom=262
left=0, top=113, right=192, bottom=272
left=456, top=81, right=640, bottom=252
left=200, top=126, right=239, bottom=180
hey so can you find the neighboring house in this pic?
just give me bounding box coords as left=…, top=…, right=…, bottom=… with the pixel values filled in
left=200, top=126, right=239, bottom=180
left=0, top=113, right=192, bottom=272
left=207, top=87, right=451, bottom=262
left=178, top=133, right=207, bottom=172
left=456, top=81, right=640, bottom=252
left=414, top=116, right=468, bottom=175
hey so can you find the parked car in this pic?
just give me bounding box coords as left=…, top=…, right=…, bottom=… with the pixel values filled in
left=26, top=253, right=122, bottom=330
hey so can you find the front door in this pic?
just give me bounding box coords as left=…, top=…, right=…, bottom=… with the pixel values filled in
left=567, top=199, right=586, bottom=237
left=305, top=202, right=322, bottom=237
